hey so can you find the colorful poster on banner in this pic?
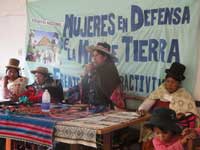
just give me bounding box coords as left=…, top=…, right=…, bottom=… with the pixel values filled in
left=26, top=0, right=200, bottom=96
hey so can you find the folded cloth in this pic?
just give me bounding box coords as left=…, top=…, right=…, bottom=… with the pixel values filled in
left=0, top=113, right=56, bottom=147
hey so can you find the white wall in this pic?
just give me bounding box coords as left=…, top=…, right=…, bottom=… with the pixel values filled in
left=0, top=0, right=26, bottom=77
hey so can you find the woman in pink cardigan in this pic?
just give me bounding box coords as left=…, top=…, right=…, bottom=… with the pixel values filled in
left=145, top=108, right=197, bottom=150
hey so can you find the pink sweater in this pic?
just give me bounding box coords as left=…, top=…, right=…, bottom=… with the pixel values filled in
left=153, top=137, right=183, bottom=150
left=153, top=128, right=200, bottom=150
left=196, top=128, right=200, bottom=135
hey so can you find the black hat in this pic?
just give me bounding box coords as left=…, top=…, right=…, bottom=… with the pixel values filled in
left=165, top=62, right=186, bottom=81
left=145, top=108, right=182, bottom=134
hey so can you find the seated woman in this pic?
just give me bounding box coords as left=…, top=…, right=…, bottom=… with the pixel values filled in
left=2, top=58, right=28, bottom=99
left=138, top=62, right=198, bottom=119
left=21, top=66, right=64, bottom=103
left=0, top=58, right=28, bottom=149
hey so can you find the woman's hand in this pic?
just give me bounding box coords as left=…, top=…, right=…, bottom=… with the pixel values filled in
left=176, top=112, right=185, bottom=119
left=3, top=75, right=9, bottom=88
left=180, top=128, right=198, bottom=145
left=137, top=109, right=146, bottom=116
left=182, top=128, right=191, bottom=136
left=9, top=93, right=19, bottom=101
left=114, top=106, right=126, bottom=111
left=182, top=128, right=198, bottom=136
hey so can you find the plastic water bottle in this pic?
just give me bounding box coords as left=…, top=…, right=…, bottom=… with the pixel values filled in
left=41, top=89, right=51, bottom=112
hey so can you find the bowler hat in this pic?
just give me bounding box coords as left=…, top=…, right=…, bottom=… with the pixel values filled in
left=145, top=108, right=182, bottom=134
left=86, top=42, right=117, bottom=60
left=6, top=58, right=20, bottom=70
left=165, top=62, right=186, bottom=81
left=31, top=67, right=50, bottom=75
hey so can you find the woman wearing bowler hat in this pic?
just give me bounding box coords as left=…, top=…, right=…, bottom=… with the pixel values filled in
left=138, top=62, right=198, bottom=117
left=2, top=58, right=28, bottom=99
left=0, top=58, right=28, bottom=149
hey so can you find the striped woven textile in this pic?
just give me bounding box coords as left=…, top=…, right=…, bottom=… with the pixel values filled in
left=55, top=111, right=141, bottom=148
left=0, top=113, right=56, bottom=147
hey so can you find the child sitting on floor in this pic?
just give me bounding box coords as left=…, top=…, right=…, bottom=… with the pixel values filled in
left=145, top=108, right=197, bottom=150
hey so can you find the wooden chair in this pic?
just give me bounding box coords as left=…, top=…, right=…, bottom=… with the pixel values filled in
left=124, top=95, right=146, bottom=111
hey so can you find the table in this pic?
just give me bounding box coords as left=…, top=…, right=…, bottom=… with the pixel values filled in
left=0, top=104, right=150, bottom=150
left=97, top=113, right=150, bottom=150
left=55, top=111, right=150, bottom=150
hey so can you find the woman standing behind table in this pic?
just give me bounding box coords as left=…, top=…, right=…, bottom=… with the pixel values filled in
left=85, top=42, right=122, bottom=112
left=2, top=58, right=28, bottom=99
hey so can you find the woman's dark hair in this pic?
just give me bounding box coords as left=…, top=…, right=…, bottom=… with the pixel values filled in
left=45, top=74, right=54, bottom=82
left=165, top=75, right=181, bottom=84
left=154, top=125, right=178, bottom=135
left=95, top=50, right=113, bottom=62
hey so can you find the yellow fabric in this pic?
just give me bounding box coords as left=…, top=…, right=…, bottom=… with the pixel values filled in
left=140, top=83, right=199, bottom=115
left=7, top=77, right=28, bottom=96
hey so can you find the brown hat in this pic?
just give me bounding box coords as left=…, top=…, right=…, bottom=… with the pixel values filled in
left=86, top=42, right=117, bottom=60
left=6, top=58, right=20, bottom=70
left=31, top=67, right=50, bottom=75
